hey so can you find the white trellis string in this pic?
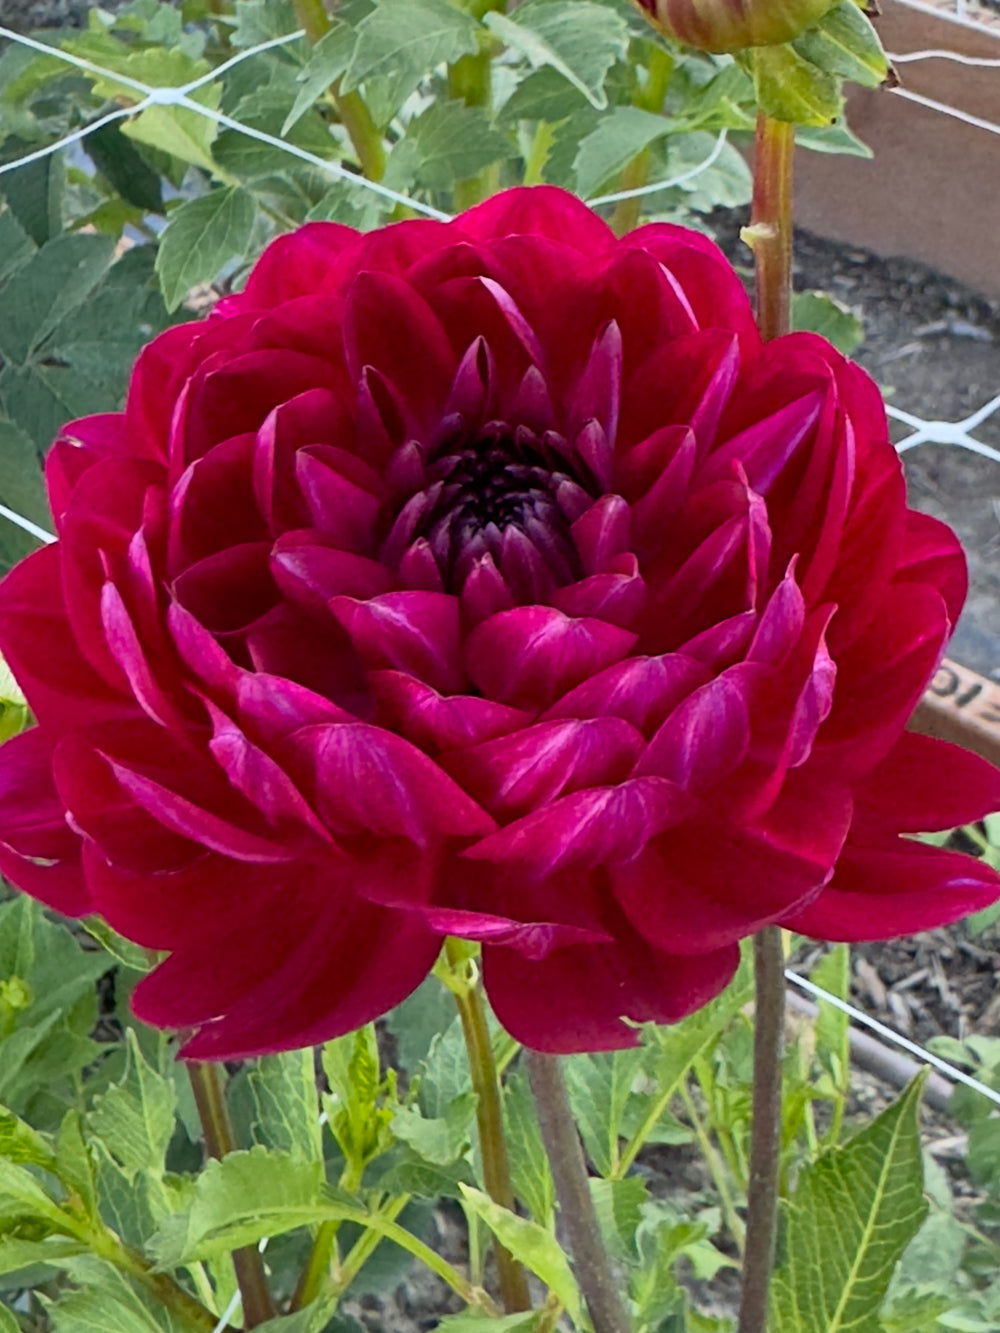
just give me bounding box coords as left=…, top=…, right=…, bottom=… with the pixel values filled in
left=0, top=504, right=54, bottom=544
left=890, top=47, right=1000, bottom=65
left=587, top=129, right=728, bottom=207
left=210, top=1238, right=269, bottom=1333
left=890, top=83, right=1000, bottom=137
left=786, top=969, right=1000, bottom=1108
left=888, top=391, right=1000, bottom=461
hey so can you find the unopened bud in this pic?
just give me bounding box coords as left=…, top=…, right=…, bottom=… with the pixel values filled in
left=634, top=0, right=840, bottom=54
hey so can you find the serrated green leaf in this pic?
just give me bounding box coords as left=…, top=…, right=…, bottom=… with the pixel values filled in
left=809, top=942, right=851, bottom=1080
left=231, top=0, right=304, bottom=52
left=0, top=1304, right=18, bottom=1333
left=0, top=1235, right=87, bottom=1277
left=86, top=1030, right=176, bottom=1180
left=390, top=1089, right=477, bottom=1166
left=0, top=416, right=49, bottom=569
left=385, top=975, right=455, bottom=1073
left=0, top=211, right=35, bottom=285
left=154, top=186, right=255, bottom=311
left=0, top=233, right=114, bottom=367
left=0, top=1157, right=73, bottom=1230
left=459, top=1185, right=582, bottom=1323
left=84, top=122, right=165, bottom=214
left=80, top=920, right=154, bottom=974
left=564, top=1048, right=644, bottom=1178
left=502, top=1069, right=553, bottom=1227
left=751, top=45, right=842, bottom=127
left=405, top=101, right=513, bottom=190
left=248, top=1049, right=323, bottom=1165
left=795, top=121, right=872, bottom=157
left=0, top=364, right=112, bottom=454
left=283, top=23, right=357, bottom=135
left=496, top=66, right=590, bottom=127
left=55, top=1112, right=96, bottom=1221
left=485, top=2, right=628, bottom=111
left=590, top=1175, right=647, bottom=1261
left=341, top=0, right=479, bottom=107
left=771, top=1072, right=929, bottom=1333
left=0, top=1106, right=56, bottom=1172
left=793, top=1, right=888, bottom=90
left=573, top=106, right=669, bottom=199
left=49, top=1256, right=191, bottom=1333
left=792, top=290, right=864, bottom=356
left=149, top=1147, right=327, bottom=1267
left=435, top=1313, right=542, bottom=1333
left=121, top=94, right=222, bottom=177
left=0, top=151, right=64, bottom=249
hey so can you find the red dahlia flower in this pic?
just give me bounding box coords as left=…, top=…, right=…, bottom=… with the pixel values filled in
left=0, top=187, right=997, bottom=1058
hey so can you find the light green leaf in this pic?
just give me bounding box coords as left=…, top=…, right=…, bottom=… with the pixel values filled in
left=793, top=1, right=888, bottom=90
left=86, top=1029, right=176, bottom=1180
left=406, top=101, right=514, bottom=190
left=283, top=22, right=357, bottom=135
left=154, top=186, right=255, bottom=311
left=808, top=941, right=852, bottom=1077
left=49, top=1256, right=191, bottom=1332
left=149, top=1147, right=327, bottom=1266
left=84, top=46, right=214, bottom=102
left=385, top=975, right=455, bottom=1073
left=590, top=1175, right=647, bottom=1261
left=795, top=121, right=872, bottom=157
left=436, top=1313, right=542, bottom=1333
left=0, top=210, right=35, bottom=285
left=0, top=417, right=49, bottom=569
left=0, top=1235, right=87, bottom=1276
left=0, top=1157, right=73, bottom=1229
left=0, top=151, right=64, bottom=249
left=0, top=1305, right=19, bottom=1333
left=751, top=45, right=842, bottom=127
left=231, top=0, right=304, bottom=51
left=248, top=1049, right=323, bottom=1165
left=485, top=2, right=628, bottom=110
left=459, top=1184, right=582, bottom=1324
left=80, top=920, right=154, bottom=974
left=55, top=1111, right=96, bottom=1220
left=122, top=94, right=222, bottom=177
left=390, top=1090, right=477, bottom=1166
left=564, top=1048, right=644, bottom=1178
left=0, top=233, right=115, bottom=367
left=771, top=1072, right=929, bottom=1333
left=0, top=1105, right=57, bottom=1171
left=341, top=0, right=479, bottom=100
left=573, top=107, right=670, bottom=199
left=792, top=290, right=864, bottom=356
left=503, top=1070, right=553, bottom=1227
left=497, top=66, right=590, bottom=127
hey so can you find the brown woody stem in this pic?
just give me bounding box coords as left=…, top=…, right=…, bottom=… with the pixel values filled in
left=736, top=928, right=786, bottom=1333
left=188, top=1062, right=277, bottom=1328
left=748, top=113, right=795, bottom=341
left=525, top=1051, right=630, bottom=1333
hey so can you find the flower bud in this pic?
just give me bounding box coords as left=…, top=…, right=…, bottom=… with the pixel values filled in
left=634, top=0, right=840, bottom=54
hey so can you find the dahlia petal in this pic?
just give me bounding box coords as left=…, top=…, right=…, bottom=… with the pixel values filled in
left=0, top=729, right=89, bottom=914
left=371, top=671, right=531, bottom=751
left=47, top=414, right=127, bottom=520
left=444, top=716, right=645, bottom=817
left=459, top=554, right=516, bottom=626
left=272, top=537, right=395, bottom=611
left=295, top=450, right=380, bottom=553
left=105, top=757, right=295, bottom=864
left=0, top=545, right=131, bottom=730
left=344, top=272, right=455, bottom=429
left=781, top=839, right=1000, bottom=942
left=628, top=428, right=698, bottom=543
left=575, top=419, right=613, bottom=490
left=702, top=390, right=826, bottom=492
left=543, top=651, right=710, bottom=734
left=173, top=542, right=278, bottom=636
left=465, top=606, right=636, bottom=710
left=398, top=538, right=445, bottom=592
left=169, top=433, right=264, bottom=575
left=896, top=509, right=967, bottom=633
left=571, top=494, right=631, bottom=576
left=205, top=702, right=336, bottom=845
left=552, top=559, right=647, bottom=627
left=167, top=601, right=241, bottom=698
left=457, top=185, right=616, bottom=252
left=444, top=336, right=495, bottom=425
left=254, top=388, right=348, bottom=532
left=100, top=582, right=185, bottom=730
left=291, top=722, right=496, bottom=844
left=570, top=321, right=622, bottom=444
left=418, top=907, right=609, bottom=958
left=464, top=777, right=694, bottom=877
left=747, top=561, right=806, bottom=667
left=498, top=525, right=558, bottom=603
left=635, top=669, right=754, bottom=792
left=853, top=732, right=1000, bottom=833
left=621, top=331, right=740, bottom=453
left=235, top=672, right=352, bottom=742
left=613, top=774, right=853, bottom=953
left=330, top=591, right=465, bottom=695
left=232, top=221, right=361, bottom=309
left=483, top=930, right=739, bottom=1052
left=512, top=364, right=556, bottom=433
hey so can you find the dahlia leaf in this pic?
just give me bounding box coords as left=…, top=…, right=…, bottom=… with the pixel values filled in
left=0, top=233, right=114, bottom=368
left=484, top=1, right=629, bottom=110
left=340, top=0, right=480, bottom=104
left=231, top=0, right=305, bottom=52
left=155, top=186, right=256, bottom=313
left=247, top=1049, right=324, bottom=1167
left=121, top=95, right=222, bottom=178
left=283, top=22, right=357, bottom=136
left=0, top=144, right=62, bottom=249
left=573, top=107, right=670, bottom=199
left=770, top=1071, right=928, bottom=1333
left=496, top=67, right=591, bottom=128
left=459, top=1184, right=583, bottom=1325
left=502, top=1070, right=554, bottom=1228
left=792, top=290, right=864, bottom=357
left=405, top=101, right=515, bottom=192
left=749, top=45, right=842, bottom=127
left=589, top=1175, right=648, bottom=1261
left=792, top=1, right=888, bottom=89
left=0, top=418, right=49, bottom=570
left=435, top=1312, right=542, bottom=1333
left=86, top=1030, right=177, bottom=1181
left=0, top=210, right=35, bottom=286
left=563, top=1047, right=645, bottom=1177
left=149, top=1147, right=329, bottom=1267
left=41, top=1255, right=192, bottom=1333
left=389, top=1090, right=478, bottom=1167
left=0, top=365, right=109, bottom=459
left=54, top=1111, right=97, bottom=1223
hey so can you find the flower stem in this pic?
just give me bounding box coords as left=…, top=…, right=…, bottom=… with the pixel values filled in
left=736, top=927, right=786, bottom=1333
left=188, top=1062, right=277, bottom=1328
left=746, top=113, right=795, bottom=341
left=524, top=1051, right=630, bottom=1333
left=291, top=0, right=386, bottom=182
left=441, top=941, right=531, bottom=1314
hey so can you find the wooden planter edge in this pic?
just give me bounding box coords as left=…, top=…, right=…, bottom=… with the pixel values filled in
left=911, top=658, right=1000, bottom=769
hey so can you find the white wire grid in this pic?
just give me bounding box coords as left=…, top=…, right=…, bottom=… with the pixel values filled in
left=0, top=18, right=998, bottom=1327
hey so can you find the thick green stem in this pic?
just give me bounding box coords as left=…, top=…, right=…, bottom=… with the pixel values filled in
left=747, top=113, right=795, bottom=341
left=679, top=1083, right=745, bottom=1253
left=291, top=0, right=386, bottom=181
left=525, top=1051, right=630, bottom=1333
left=736, top=928, right=786, bottom=1333
left=442, top=941, right=531, bottom=1314
left=188, top=1063, right=277, bottom=1329
left=609, top=150, right=650, bottom=236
